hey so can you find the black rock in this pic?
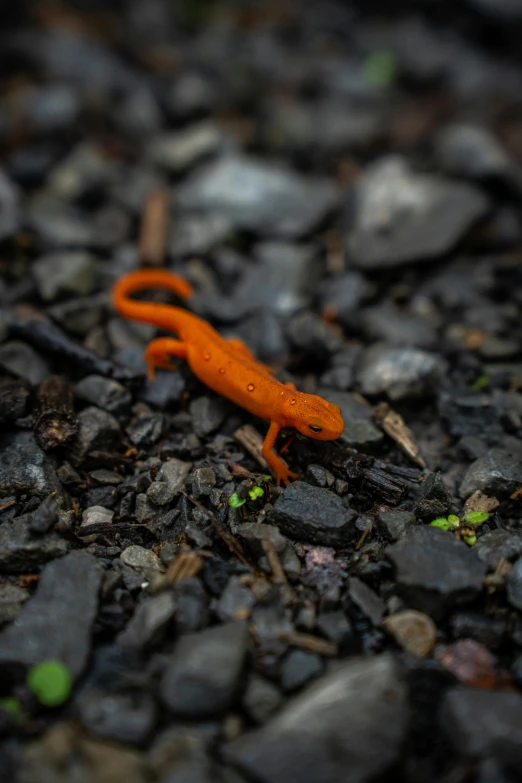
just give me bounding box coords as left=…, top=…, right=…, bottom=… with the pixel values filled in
left=28, top=495, right=59, bottom=533
left=280, top=650, right=323, bottom=692
left=358, top=345, right=447, bottom=400
left=441, top=687, right=522, bottom=767
left=347, top=577, right=385, bottom=626
left=69, top=406, right=121, bottom=465
left=0, top=341, right=50, bottom=386
left=450, top=612, right=506, bottom=650
left=243, top=675, right=283, bottom=724
left=377, top=509, right=416, bottom=542
left=75, top=375, right=132, bottom=416
left=0, top=378, right=30, bottom=423
left=386, top=526, right=486, bottom=617
left=315, top=610, right=353, bottom=648
left=0, top=551, right=102, bottom=677
left=173, top=578, right=209, bottom=633
left=117, top=592, right=176, bottom=649
left=361, top=304, right=437, bottom=349
left=32, top=251, right=99, bottom=302
left=318, top=390, right=383, bottom=449
left=147, top=459, right=190, bottom=506
left=76, top=689, right=157, bottom=745
left=318, top=273, right=368, bottom=330
left=287, top=312, right=343, bottom=359
left=474, top=530, right=522, bottom=570
left=414, top=473, right=453, bottom=522
left=145, top=123, right=222, bottom=173
left=140, top=370, right=186, bottom=409
left=0, top=430, right=65, bottom=501
left=347, top=156, right=490, bottom=269
left=506, top=557, right=522, bottom=611
left=0, top=514, right=68, bottom=572
left=270, top=481, right=358, bottom=546
left=216, top=578, right=255, bottom=623
left=0, top=168, right=19, bottom=240
left=460, top=448, right=522, bottom=498
left=161, top=621, right=249, bottom=717
left=224, top=655, right=407, bottom=783
left=189, top=396, right=227, bottom=437
left=177, top=154, right=339, bottom=238
left=127, top=413, right=164, bottom=447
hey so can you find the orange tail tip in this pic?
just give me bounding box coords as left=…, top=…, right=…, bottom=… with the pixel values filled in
left=112, top=269, right=194, bottom=308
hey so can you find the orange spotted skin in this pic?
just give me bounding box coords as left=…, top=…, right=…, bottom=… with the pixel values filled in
left=112, top=270, right=344, bottom=485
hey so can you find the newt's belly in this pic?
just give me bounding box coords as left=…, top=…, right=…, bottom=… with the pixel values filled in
left=186, top=342, right=278, bottom=422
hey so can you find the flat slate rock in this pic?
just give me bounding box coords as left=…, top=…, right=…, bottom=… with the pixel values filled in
left=347, top=156, right=490, bottom=269
left=318, top=390, right=383, bottom=449
left=474, top=529, right=522, bottom=570
left=459, top=448, right=522, bottom=498
left=224, top=655, right=407, bottom=783
left=441, top=686, right=522, bottom=766
left=0, top=550, right=103, bottom=678
left=270, top=481, right=358, bottom=546
left=358, top=345, right=447, bottom=400
left=160, top=621, right=249, bottom=718
left=0, top=515, right=69, bottom=573
left=177, top=154, right=339, bottom=238
left=386, top=526, right=486, bottom=617
left=0, top=430, right=66, bottom=502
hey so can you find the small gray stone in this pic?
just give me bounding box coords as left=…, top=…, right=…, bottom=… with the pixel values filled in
left=76, top=689, right=157, bottom=745
left=120, top=545, right=164, bottom=577
left=280, top=650, right=323, bottom=692
left=0, top=167, right=19, bottom=240
left=347, top=156, right=490, bottom=269
left=75, top=375, right=132, bottom=415
left=386, top=526, right=486, bottom=617
left=0, top=583, right=29, bottom=625
left=161, top=621, right=249, bottom=717
left=377, top=509, right=416, bottom=541
left=177, top=154, right=339, bottom=238
left=270, top=481, right=358, bottom=546
left=348, top=577, right=385, bottom=626
left=147, top=459, right=190, bottom=506
left=146, top=122, right=222, bottom=172
left=318, top=390, right=383, bottom=449
left=33, top=251, right=99, bottom=301
left=69, top=406, right=121, bottom=466
left=217, top=578, right=255, bottom=622
left=189, top=396, right=227, bottom=437
left=414, top=473, right=453, bottom=522
left=224, top=655, right=407, bottom=783
left=0, top=430, right=65, bottom=502
left=460, top=448, right=522, bottom=498
left=243, top=675, right=283, bottom=724
left=0, top=551, right=102, bottom=677
left=0, top=341, right=50, bottom=386
left=82, top=505, right=114, bottom=527
left=117, top=591, right=176, bottom=648
left=474, top=529, right=522, bottom=570
left=237, top=523, right=288, bottom=557
left=28, top=495, right=59, bottom=533
left=0, top=515, right=69, bottom=573
left=191, top=467, right=216, bottom=498
left=358, top=344, right=447, bottom=400
left=441, top=687, right=522, bottom=766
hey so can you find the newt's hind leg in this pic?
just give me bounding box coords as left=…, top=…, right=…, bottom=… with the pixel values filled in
left=145, top=338, right=187, bottom=381
left=227, top=338, right=275, bottom=375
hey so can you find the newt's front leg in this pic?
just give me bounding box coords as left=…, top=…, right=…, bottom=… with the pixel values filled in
left=145, top=337, right=187, bottom=380
left=262, top=420, right=298, bottom=487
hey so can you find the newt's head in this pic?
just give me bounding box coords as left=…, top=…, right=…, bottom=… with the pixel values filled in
left=287, top=393, right=344, bottom=441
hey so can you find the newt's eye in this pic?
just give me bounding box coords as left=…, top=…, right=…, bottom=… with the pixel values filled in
left=309, top=424, right=322, bottom=433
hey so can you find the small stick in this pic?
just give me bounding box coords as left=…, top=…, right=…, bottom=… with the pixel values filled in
left=163, top=550, right=204, bottom=583
left=139, top=188, right=170, bottom=267
left=234, top=425, right=269, bottom=470
left=261, top=538, right=287, bottom=584
left=279, top=631, right=338, bottom=658
left=33, top=375, right=77, bottom=451
left=373, top=402, right=426, bottom=469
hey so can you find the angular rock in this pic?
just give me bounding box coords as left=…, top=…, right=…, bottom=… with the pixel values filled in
left=383, top=610, right=437, bottom=658
left=120, top=545, right=164, bottom=577
left=386, top=526, right=486, bottom=617
left=358, top=345, right=447, bottom=400
left=474, top=529, right=522, bottom=570
left=270, top=481, right=357, bottom=546
left=75, top=375, right=132, bottom=415
left=318, top=390, right=383, bottom=449
left=117, top=592, right=176, bottom=649
left=414, top=473, right=453, bottom=522
left=243, top=675, right=283, bottom=724
left=76, top=689, right=157, bottom=745
left=0, top=551, right=102, bottom=677
left=348, top=577, right=385, bottom=626
left=0, top=167, right=19, bottom=240
left=225, top=655, right=407, bottom=783
left=441, top=687, right=522, bottom=766
left=377, top=509, right=416, bottom=542
left=506, top=557, right=522, bottom=611
left=0, top=430, right=65, bottom=501
left=460, top=448, right=522, bottom=498
left=347, top=156, right=489, bottom=269
left=69, top=406, right=121, bottom=465
left=146, top=122, right=222, bottom=172
left=189, top=396, right=227, bottom=437
left=0, top=515, right=69, bottom=573
left=32, top=251, right=98, bottom=301
left=147, top=458, right=190, bottom=506
left=161, top=621, right=249, bottom=717
left=177, top=154, right=339, bottom=238
left=280, top=650, right=323, bottom=692
left=0, top=341, right=50, bottom=386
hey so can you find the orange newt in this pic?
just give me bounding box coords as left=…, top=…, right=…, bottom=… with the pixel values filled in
left=112, top=270, right=344, bottom=485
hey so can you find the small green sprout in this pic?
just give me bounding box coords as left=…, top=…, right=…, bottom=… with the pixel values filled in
left=470, top=374, right=489, bottom=391
left=430, top=517, right=453, bottom=531
left=0, top=697, right=23, bottom=719
left=363, top=50, right=398, bottom=87
left=248, top=485, right=264, bottom=501
left=228, top=493, right=246, bottom=509
left=463, top=534, right=477, bottom=546
left=26, top=661, right=73, bottom=707
left=464, top=511, right=489, bottom=526
left=447, top=515, right=460, bottom=526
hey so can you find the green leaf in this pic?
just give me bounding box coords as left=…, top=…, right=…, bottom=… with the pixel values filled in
left=248, top=485, right=264, bottom=501
left=228, top=493, right=246, bottom=509
left=447, top=515, right=460, bottom=527
left=0, top=697, right=23, bottom=717
left=363, top=50, right=398, bottom=86
left=430, top=518, right=451, bottom=531
left=465, top=511, right=489, bottom=525
left=470, top=374, right=489, bottom=391
left=26, top=660, right=73, bottom=707
left=463, top=534, right=477, bottom=546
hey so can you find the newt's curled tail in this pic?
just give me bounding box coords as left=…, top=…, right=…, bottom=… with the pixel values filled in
left=112, top=269, right=194, bottom=332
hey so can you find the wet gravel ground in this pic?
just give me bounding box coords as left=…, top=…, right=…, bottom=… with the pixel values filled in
left=1, top=1, right=522, bottom=781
